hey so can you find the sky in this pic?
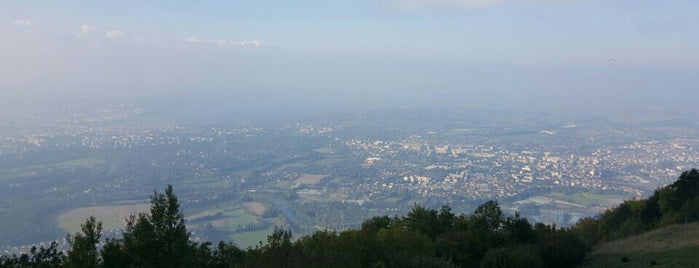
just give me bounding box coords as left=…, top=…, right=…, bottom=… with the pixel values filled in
left=1, top=0, right=698, bottom=114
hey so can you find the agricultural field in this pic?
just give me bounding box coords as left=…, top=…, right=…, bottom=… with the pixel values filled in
left=294, top=174, right=328, bottom=185
left=244, top=202, right=267, bottom=216
left=544, top=192, right=631, bottom=208
left=57, top=204, right=150, bottom=233
left=186, top=201, right=275, bottom=248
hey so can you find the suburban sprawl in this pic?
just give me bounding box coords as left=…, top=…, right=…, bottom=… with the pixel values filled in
left=0, top=100, right=697, bottom=250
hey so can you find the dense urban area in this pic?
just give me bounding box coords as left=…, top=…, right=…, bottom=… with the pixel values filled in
left=1, top=99, right=697, bottom=250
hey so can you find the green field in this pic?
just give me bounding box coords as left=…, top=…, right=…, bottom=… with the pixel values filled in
left=180, top=177, right=230, bottom=189
left=582, top=223, right=699, bottom=268
left=546, top=192, right=630, bottom=207
left=190, top=204, right=274, bottom=249
left=57, top=203, right=150, bottom=233
left=581, top=247, right=699, bottom=268
left=0, top=157, right=105, bottom=180
left=231, top=226, right=275, bottom=249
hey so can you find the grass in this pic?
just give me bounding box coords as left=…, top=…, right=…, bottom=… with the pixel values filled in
left=580, top=246, right=699, bottom=268
left=277, top=162, right=308, bottom=170
left=0, top=158, right=105, bottom=180
left=225, top=209, right=259, bottom=227
left=57, top=203, right=150, bottom=233
left=313, top=147, right=334, bottom=154
left=231, top=226, right=275, bottom=249
left=567, top=193, right=628, bottom=206
left=582, top=223, right=699, bottom=268
left=591, top=223, right=699, bottom=254
left=244, top=202, right=267, bottom=216
left=187, top=203, right=273, bottom=249
left=312, top=156, right=347, bottom=166
left=188, top=205, right=260, bottom=228
left=180, top=177, right=229, bottom=188
left=60, top=158, right=104, bottom=169
left=294, top=174, right=328, bottom=185
left=545, top=192, right=630, bottom=208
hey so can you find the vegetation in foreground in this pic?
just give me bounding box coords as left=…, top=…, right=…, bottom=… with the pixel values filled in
left=581, top=223, right=699, bottom=268
left=1, top=169, right=697, bottom=268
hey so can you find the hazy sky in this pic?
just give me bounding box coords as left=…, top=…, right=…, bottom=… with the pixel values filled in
left=1, top=0, right=698, bottom=112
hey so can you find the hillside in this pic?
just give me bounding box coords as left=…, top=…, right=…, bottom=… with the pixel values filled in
left=2, top=169, right=697, bottom=267
left=581, top=222, right=699, bottom=267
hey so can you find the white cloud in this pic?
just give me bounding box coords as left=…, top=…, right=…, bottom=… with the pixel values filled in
left=12, top=20, right=34, bottom=27
left=237, top=40, right=264, bottom=48
left=79, top=24, right=96, bottom=38
left=186, top=36, right=264, bottom=48
left=106, top=30, right=126, bottom=40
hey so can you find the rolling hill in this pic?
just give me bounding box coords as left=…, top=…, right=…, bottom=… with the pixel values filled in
left=581, top=222, right=699, bottom=267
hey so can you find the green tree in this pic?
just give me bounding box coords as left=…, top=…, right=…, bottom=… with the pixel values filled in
left=103, top=185, right=195, bottom=268
left=480, top=244, right=543, bottom=268
left=405, top=204, right=440, bottom=239
left=536, top=230, right=587, bottom=268
left=101, top=238, right=130, bottom=268
left=361, top=216, right=393, bottom=234
left=474, top=201, right=503, bottom=231
left=503, top=213, right=534, bottom=244
left=65, top=216, right=103, bottom=268
left=571, top=217, right=600, bottom=246
left=254, top=227, right=297, bottom=268
left=148, top=185, right=191, bottom=266
left=209, top=241, right=245, bottom=268
left=0, top=242, right=65, bottom=268
left=678, top=196, right=699, bottom=223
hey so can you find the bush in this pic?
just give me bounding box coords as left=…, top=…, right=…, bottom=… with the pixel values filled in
left=480, top=244, right=543, bottom=268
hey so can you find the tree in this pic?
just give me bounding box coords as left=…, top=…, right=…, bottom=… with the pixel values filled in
left=361, top=216, right=393, bottom=234
left=103, top=185, right=195, bottom=268
left=671, top=169, right=699, bottom=204
left=101, top=238, right=130, bottom=268
left=405, top=204, right=440, bottom=239
left=148, top=185, right=191, bottom=266
left=255, top=227, right=296, bottom=268
left=503, top=213, right=534, bottom=244
left=65, top=216, right=103, bottom=268
left=536, top=231, right=587, bottom=268
left=474, top=200, right=504, bottom=231
left=0, top=241, right=65, bottom=268
left=571, top=217, right=600, bottom=247
left=480, top=244, right=543, bottom=268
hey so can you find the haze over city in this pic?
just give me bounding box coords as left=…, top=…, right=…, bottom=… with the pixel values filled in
left=1, top=2, right=698, bottom=264
left=2, top=0, right=698, bottom=119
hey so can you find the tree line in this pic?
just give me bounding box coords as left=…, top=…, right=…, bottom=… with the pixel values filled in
left=571, top=169, right=699, bottom=244
left=2, top=169, right=697, bottom=268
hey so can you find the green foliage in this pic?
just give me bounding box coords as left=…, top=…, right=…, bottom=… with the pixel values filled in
left=100, top=238, right=130, bottom=268
left=536, top=230, right=587, bottom=268
left=480, top=244, right=543, bottom=268
left=361, top=215, right=392, bottom=233
left=6, top=170, right=698, bottom=267
left=0, top=242, right=64, bottom=268
left=503, top=213, right=535, bottom=244
left=474, top=201, right=503, bottom=231
left=65, top=216, right=102, bottom=268
left=572, top=169, right=699, bottom=243
left=104, top=185, right=195, bottom=268
left=405, top=204, right=441, bottom=238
